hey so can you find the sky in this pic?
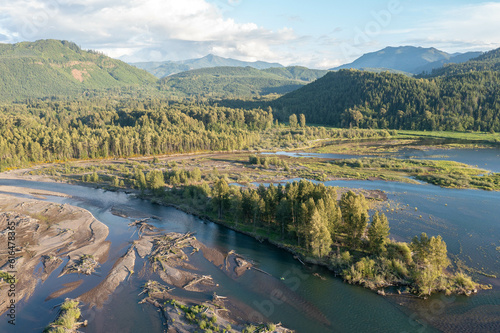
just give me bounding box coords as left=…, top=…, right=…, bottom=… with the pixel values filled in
left=0, top=0, right=499, bottom=68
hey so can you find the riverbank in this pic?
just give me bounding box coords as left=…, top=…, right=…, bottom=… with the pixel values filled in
left=0, top=189, right=110, bottom=315
left=0, top=184, right=295, bottom=331
left=2, top=157, right=487, bottom=298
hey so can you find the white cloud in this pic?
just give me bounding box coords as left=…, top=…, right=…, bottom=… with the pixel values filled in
left=0, top=0, right=298, bottom=63
left=0, top=1, right=498, bottom=68
left=402, top=2, right=500, bottom=52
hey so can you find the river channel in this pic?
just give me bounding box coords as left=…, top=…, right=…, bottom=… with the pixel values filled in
left=0, top=145, right=498, bottom=332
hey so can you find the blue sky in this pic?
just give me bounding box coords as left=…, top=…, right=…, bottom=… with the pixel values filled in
left=0, top=0, right=499, bottom=68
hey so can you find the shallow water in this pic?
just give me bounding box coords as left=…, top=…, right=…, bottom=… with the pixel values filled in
left=265, top=142, right=500, bottom=173
left=392, top=147, right=500, bottom=173
left=1, top=171, right=500, bottom=332
left=0, top=179, right=435, bottom=333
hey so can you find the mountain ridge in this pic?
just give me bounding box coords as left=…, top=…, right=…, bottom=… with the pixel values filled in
left=273, top=47, right=500, bottom=132
left=331, top=46, right=483, bottom=75
left=159, top=65, right=328, bottom=99
left=0, top=39, right=158, bottom=101
left=131, top=54, right=283, bottom=78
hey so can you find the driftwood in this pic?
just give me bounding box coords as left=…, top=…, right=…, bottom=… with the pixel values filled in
left=150, top=232, right=196, bottom=264
left=129, top=219, right=159, bottom=237
left=294, top=255, right=306, bottom=266
left=68, top=254, right=99, bottom=275
left=139, top=280, right=174, bottom=296
left=224, top=250, right=235, bottom=271
left=183, top=275, right=213, bottom=290
left=212, top=293, right=227, bottom=300
left=251, top=266, right=272, bottom=276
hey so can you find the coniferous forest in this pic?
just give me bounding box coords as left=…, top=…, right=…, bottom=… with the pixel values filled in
left=271, top=69, right=500, bottom=132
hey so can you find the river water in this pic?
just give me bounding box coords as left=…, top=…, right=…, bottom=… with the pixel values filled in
left=265, top=143, right=500, bottom=173
left=0, top=145, right=499, bottom=332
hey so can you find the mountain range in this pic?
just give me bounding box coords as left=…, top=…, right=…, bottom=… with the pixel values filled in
left=0, top=39, right=328, bottom=101
left=273, top=47, right=500, bottom=132
left=331, top=46, right=482, bottom=75
left=0, top=39, right=496, bottom=106
left=131, top=54, right=283, bottom=78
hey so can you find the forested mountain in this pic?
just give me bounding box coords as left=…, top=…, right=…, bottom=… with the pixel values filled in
left=262, top=66, right=329, bottom=81
left=414, top=51, right=482, bottom=74
left=159, top=66, right=327, bottom=99
left=0, top=39, right=158, bottom=101
left=424, top=48, right=500, bottom=77
left=332, top=46, right=480, bottom=75
left=131, top=54, right=283, bottom=78
left=272, top=49, right=500, bottom=132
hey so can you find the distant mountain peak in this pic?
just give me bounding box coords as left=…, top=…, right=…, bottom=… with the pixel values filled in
left=203, top=53, right=217, bottom=60
left=331, top=46, right=481, bottom=75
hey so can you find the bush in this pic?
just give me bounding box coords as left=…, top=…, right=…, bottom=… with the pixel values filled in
left=330, top=251, right=352, bottom=268
left=267, top=323, right=277, bottom=331
left=452, top=272, right=476, bottom=290
left=44, top=299, right=81, bottom=332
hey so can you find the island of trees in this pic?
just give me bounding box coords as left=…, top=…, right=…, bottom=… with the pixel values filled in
left=60, top=159, right=481, bottom=296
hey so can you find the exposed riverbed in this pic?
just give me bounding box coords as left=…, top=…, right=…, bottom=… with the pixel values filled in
left=0, top=143, right=499, bottom=332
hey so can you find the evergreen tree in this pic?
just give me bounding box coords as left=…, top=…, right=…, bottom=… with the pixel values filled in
left=323, top=189, right=342, bottom=242
left=299, top=114, right=306, bottom=128
left=134, top=168, right=147, bottom=190
left=309, top=208, right=332, bottom=258
left=367, top=211, right=390, bottom=253
left=289, top=114, right=298, bottom=128
left=276, top=198, right=291, bottom=240
left=411, top=233, right=450, bottom=295
left=340, top=191, right=369, bottom=246
left=212, top=177, right=230, bottom=219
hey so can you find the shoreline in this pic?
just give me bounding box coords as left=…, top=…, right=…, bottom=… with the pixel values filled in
left=2, top=174, right=487, bottom=297
left=0, top=190, right=110, bottom=315
left=0, top=183, right=295, bottom=331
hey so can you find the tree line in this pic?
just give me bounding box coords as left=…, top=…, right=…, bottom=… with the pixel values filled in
left=112, top=172, right=475, bottom=295
left=0, top=97, right=396, bottom=171
left=0, top=98, right=270, bottom=170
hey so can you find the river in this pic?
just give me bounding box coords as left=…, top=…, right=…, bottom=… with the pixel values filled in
left=0, top=145, right=499, bottom=332
left=265, top=142, right=500, bottom=173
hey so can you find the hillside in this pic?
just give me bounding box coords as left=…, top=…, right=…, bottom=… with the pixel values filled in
left=0, top=39, right=158, bottom=101
left=132, top=54, right=283, bottom=78
left=424, top=48, right=500, bottom=77
left=332, top=46, right=478, bottom=75
left=262, top=66, right=329, bottom=81
left=414, top=51, right=482, bottom=74
left=272, top=68, right=500, bottom=132
left=159, top=66, right=326, bottom=99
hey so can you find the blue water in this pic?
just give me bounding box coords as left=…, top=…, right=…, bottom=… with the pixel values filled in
left=2, top=149, right=500, bottom=332
left=0, top=179, right=429, bottom=333
left=264, top=145, right=500, bottom=173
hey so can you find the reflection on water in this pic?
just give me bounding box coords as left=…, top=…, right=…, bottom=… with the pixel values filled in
left=0, top=177, right=498, bottom=332
left=265, top=141, right=500, bottom=173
